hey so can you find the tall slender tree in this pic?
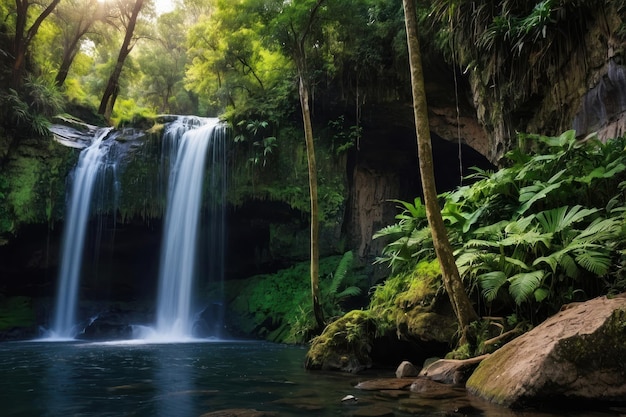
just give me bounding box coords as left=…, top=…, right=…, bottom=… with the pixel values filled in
left=401, top=0, right=478, bottom=343
left=98, top=0, right=145, bottom=119
left=272, top=0, right=326, bottom=328
left=53, top=0, right=107, bottom=87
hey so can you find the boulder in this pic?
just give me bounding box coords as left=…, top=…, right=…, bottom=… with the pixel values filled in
left=395, top=360, right=419, bottom=378
left=466, top=293, right=626, bottom=408
left=305, top=310, right=375, bottom=373
left=79, top=306, right=151, bottom=340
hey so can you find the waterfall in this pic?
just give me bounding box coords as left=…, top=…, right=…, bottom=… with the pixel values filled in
left=153, top=117, right=226, bottom=341
left=51, top=127, right=115, bottom=339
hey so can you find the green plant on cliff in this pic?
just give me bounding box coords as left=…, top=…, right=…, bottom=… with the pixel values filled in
left=227, top=254, right=364, bottom=344
left=375, top=131, right=626, bottom=323
left=328, top=116, right=361, bottom=155
left=0, top=75, right=65, bottom=137
left=427, top=0, right=596, bottom=132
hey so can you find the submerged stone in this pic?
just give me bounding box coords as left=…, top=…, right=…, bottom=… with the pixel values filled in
left=466, top=293, right=626, bottom=408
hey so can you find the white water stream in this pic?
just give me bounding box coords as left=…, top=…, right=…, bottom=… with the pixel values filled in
left=152, top=117, right=223, bottom=341
left=51, top=127, right=114, bottom=339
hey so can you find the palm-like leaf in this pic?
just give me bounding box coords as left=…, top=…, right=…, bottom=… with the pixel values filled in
left=517, top=170, right=565, bottom=215
left=575, top=250, right=612, bottom=276
left=508, top=270, right=545, bottom=304
left=535, top=205, right=598, bottom=234
left=479, top=271, right=507, bottom=302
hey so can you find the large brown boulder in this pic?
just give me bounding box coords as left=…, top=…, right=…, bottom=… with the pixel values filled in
left=466, top=293, right=626, bottom=408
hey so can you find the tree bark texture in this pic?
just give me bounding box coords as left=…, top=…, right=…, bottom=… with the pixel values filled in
left=401, top=0, right=478, bottom=342
left=98, top=0, right=144, bottom=118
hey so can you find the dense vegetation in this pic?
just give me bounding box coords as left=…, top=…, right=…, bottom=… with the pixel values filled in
left=1, top=0, right=625, bottom=360
left=305, top=131, right=626, bottom=365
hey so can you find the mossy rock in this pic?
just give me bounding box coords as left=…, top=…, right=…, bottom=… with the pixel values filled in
left=369, top=260, right=457, bottom=344
left=305, top=310, right=376, bottom=373
left=1, top=135, right=77, bottom=237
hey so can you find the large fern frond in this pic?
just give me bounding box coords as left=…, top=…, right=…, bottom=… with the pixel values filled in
left=575, top=250, right=612, bottom=276
left=508, top=270, right=545, bottom=305
left=479, top=271, right=508, bottom=302
left=535, top=205, right=598, bottom=234
left=328, top=251, right=353, bottom=296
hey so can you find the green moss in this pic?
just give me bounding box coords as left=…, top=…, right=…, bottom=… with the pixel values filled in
left=304, top=310, right=376, bottom=371
left=555, top=308, right=626, bottom=372
left=369, top=259, right=446, bottom=335
left=0, top=296, right=35, bottom=331
left=227, top=123, right=347, bottom=226
left=2, top=136, right=77, bottom=234
left=465, top=341, right=518, bottom=405
left=115, top=130, right=168, bottom=221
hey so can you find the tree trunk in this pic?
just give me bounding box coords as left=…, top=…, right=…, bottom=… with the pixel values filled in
left=98, top=0, right=144, bottom=118
left=402, top=0, right=478, bottom=344
left=287, top=0, right=326, bottom=330
left=299, top=71, right=324, bottom=328
left=11, top=0, right=61, bottom=88
left=55, top=40, right=80, bottom=87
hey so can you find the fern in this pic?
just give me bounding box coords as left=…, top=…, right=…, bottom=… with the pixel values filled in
left=508, top=270, right=545, bottom=305
left=328, top=251, right=353, bottom=295
left=479, top=271, right=507, bottom=302
left=575, top=250, right=612, bottom=276
left=535, top=205, right=598, bottom=233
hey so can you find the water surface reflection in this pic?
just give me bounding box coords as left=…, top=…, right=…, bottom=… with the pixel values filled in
left=0, top=341, right=623, bottom=417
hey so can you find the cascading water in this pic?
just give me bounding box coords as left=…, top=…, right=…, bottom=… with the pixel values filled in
left=152, top=117, right=226, bottom=341
left=50, top=127, right=115, bottom=339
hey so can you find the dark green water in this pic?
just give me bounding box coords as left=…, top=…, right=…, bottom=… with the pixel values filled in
left=0, top=340, right=623, bottom=417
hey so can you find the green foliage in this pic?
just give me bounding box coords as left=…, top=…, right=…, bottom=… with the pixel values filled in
left=0, top=75, right=65, bottom=137
left=373, top=198, right=433, bottom=272
left=327, top=116, right=361, bottom=155
left=233, top=119, right=278, bottom=167
left=322, top=251, right=362, bottom=319
left=375, top=131, right=626, bottom=322
left=0, top=296, right=35, bottom=331
left=287, top=251, right=364, bottom=343
left=427, top=0, right=595, bottom=126
left=110, top=98, right=157, bottom=128
left=0, top=174, right=12, bottom=240
left=227, top=254, right=365, bottom=344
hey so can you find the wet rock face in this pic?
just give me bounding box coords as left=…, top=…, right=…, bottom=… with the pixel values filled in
left=466, top=293, right=626, bottom=408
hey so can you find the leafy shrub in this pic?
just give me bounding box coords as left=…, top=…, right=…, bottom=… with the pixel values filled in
left=375, top=131, right=626, bottom=322
left=0, top=75, right=65, bottom=136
